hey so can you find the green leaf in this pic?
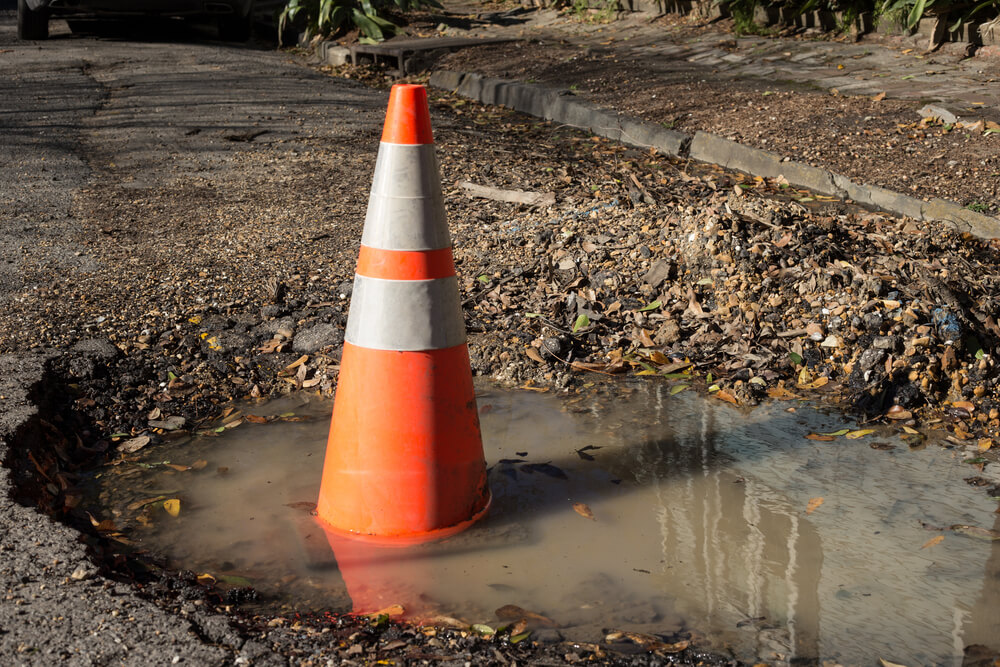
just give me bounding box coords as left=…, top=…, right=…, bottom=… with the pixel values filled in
left=217, top=575, right=253, bottom=586
left=638, top=300, right=661, bottom=312
left=471, top=624, right=495, bottom=637
left=524, top=312, right=542, bottom=318
left=661, top=372, right=690, bottom=379
left=706, top=372, right=713, bottom=383
left=708, top=384, right=720, bottom=392
left=820, top=429, right=851, bottom=436
left=477, top=275, right=490, bottom=283
left=906, top=0, right=929, bottom=29
left=670, top=384, right=689, bottom=395
left=351, top=8, right=384, bottom=41
left=572, top=314, right=590, bottom=333
left=976, top=348, right=986, bottom=360
left=510, top=631, right=531, bottom=644
left=789, top=352, right=803, bottom=366
left=167, top=371, right=178, bottom=381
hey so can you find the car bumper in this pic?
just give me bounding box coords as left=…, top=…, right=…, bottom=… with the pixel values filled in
left=28, top=0, right=252, bottom=17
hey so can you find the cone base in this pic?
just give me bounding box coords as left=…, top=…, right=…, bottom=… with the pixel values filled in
left=316, top=492, right=491, bottom=548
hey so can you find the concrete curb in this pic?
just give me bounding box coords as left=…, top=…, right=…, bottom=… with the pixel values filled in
left=429, top=70, right=1000, bottom=240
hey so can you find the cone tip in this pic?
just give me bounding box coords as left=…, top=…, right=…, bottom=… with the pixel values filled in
left=381, top=84, right=433, bottom=145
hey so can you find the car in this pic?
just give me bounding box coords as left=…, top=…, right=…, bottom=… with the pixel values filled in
left=17, top=0, right=258, bottom=41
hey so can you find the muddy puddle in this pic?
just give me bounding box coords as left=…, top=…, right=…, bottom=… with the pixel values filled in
left=86, top=381, right=1000, bottom=665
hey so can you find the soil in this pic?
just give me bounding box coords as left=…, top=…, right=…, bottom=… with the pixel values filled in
left=431, top=10, right=1000, bottom=210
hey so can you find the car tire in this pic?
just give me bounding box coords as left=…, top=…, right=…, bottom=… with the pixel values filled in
left=218, top=4, right=253, bottom=41
left=17, top=0, right=49, bottom=40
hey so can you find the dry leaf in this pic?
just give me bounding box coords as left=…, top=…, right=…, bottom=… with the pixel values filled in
left=953, top=400, right=975, bottom=413
left=191, top=459, right=208, bottom=470
left=806, top=497, right=824, bottom=514
left=119, top=435, right=151, bottom=454
left=886, top=405, right=912, bottom=420
left=767, top=385, right=800, bottom=400
left=978, top=439, right=993, bottom=452
left=845, top=429, right=875, bottom=439
left=126, top=496, right=168, bottom=511
left=163, top=498, right=181, bottom=517
left=715, top=390, right=739, bottom=406
left=573, top=502, right=596, bottom=521
left=525, top=346, right=545, bottom=363
left=879, top=659, right=908, bottom=667
left=362, top=604, right=405, bottom=619
left=950, top=524, right=1000, bottom=540
left=285, top=354, right=309, bottom=370
left=873, top=91, right=886, bottom=102
left=798, top=376, right=830, bottom=389
left=806, top=433, right=836, bottom=441
left=495, top=604, right=559, bottom=628
left=921, top=535, right=944, bottom=549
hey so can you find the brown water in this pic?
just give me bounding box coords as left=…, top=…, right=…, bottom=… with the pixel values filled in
left=88, top=381, right=1000, bottom=665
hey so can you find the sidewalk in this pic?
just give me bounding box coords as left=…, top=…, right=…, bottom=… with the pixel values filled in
left=341, top=1, right=1000, bottom=231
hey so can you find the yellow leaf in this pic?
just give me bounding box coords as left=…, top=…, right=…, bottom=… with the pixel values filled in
left=767, top=385, right=799, bottom=400
left=715, top=390, right=739, bottom=406
left=901, top=426, right=920, bottom=435
left=921, top=535, right=944, bottom=549
left=363, top=604, right=405, bottom=619
left=806, top=497, right=824, bottom=514
left=573, top=502, right=596, bottom=521
left=880, top=658, right=909, bottom=667
left=163, top=498, right=181, bottom=517
left=845, top=429, right=875, bottom=439
left=978, top=439, right=993, bottom=452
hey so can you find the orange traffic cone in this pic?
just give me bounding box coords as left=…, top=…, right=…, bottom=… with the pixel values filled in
left=316, top=84, right=490, bottom=545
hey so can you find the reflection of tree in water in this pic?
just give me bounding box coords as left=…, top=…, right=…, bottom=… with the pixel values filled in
left=962, top=513, right=1000, bottom=663
left=596, top=384, right=823, bottom=664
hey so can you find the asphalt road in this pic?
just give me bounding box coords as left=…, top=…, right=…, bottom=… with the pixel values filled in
left=0, top=10, right=386, bottom=664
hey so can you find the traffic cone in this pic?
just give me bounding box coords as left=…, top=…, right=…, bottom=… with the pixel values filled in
left=316, top=84, right=490, bottom=545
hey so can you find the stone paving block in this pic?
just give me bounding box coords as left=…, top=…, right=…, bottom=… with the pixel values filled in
left=923, top=199, right=1000, bottom=239
left=831, top=174, right=926, bottom=220
left=689, top=132, right=837, bottom=196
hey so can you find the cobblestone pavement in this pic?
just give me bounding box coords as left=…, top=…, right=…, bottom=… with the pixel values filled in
left=442, top=4, right=1000, bottom=120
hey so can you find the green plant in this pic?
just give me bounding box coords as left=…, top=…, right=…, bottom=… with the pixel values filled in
left=727, top=0, right=760, bottom=33
left=879, top=0, right=936, bottom=30
left=279, top=0, right=438, bottom=45
left=967, top=202, right=990, bottom=213
left=567, top=0, right=620, bottom=23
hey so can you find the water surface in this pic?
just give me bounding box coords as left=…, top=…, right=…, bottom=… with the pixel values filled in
left=89, top=381, right=1000, bottom=665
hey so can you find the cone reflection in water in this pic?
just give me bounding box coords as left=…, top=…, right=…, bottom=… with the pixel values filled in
left=316, top=84, right=490, bottom=544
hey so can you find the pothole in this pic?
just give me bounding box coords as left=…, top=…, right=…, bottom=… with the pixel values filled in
left=79, top=379, right=1000, bottom=665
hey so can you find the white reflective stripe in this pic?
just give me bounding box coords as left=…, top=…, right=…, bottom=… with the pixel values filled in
left=361, top=143, right=452, bottom=252
left=345, top=274, right=466, bottom=351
